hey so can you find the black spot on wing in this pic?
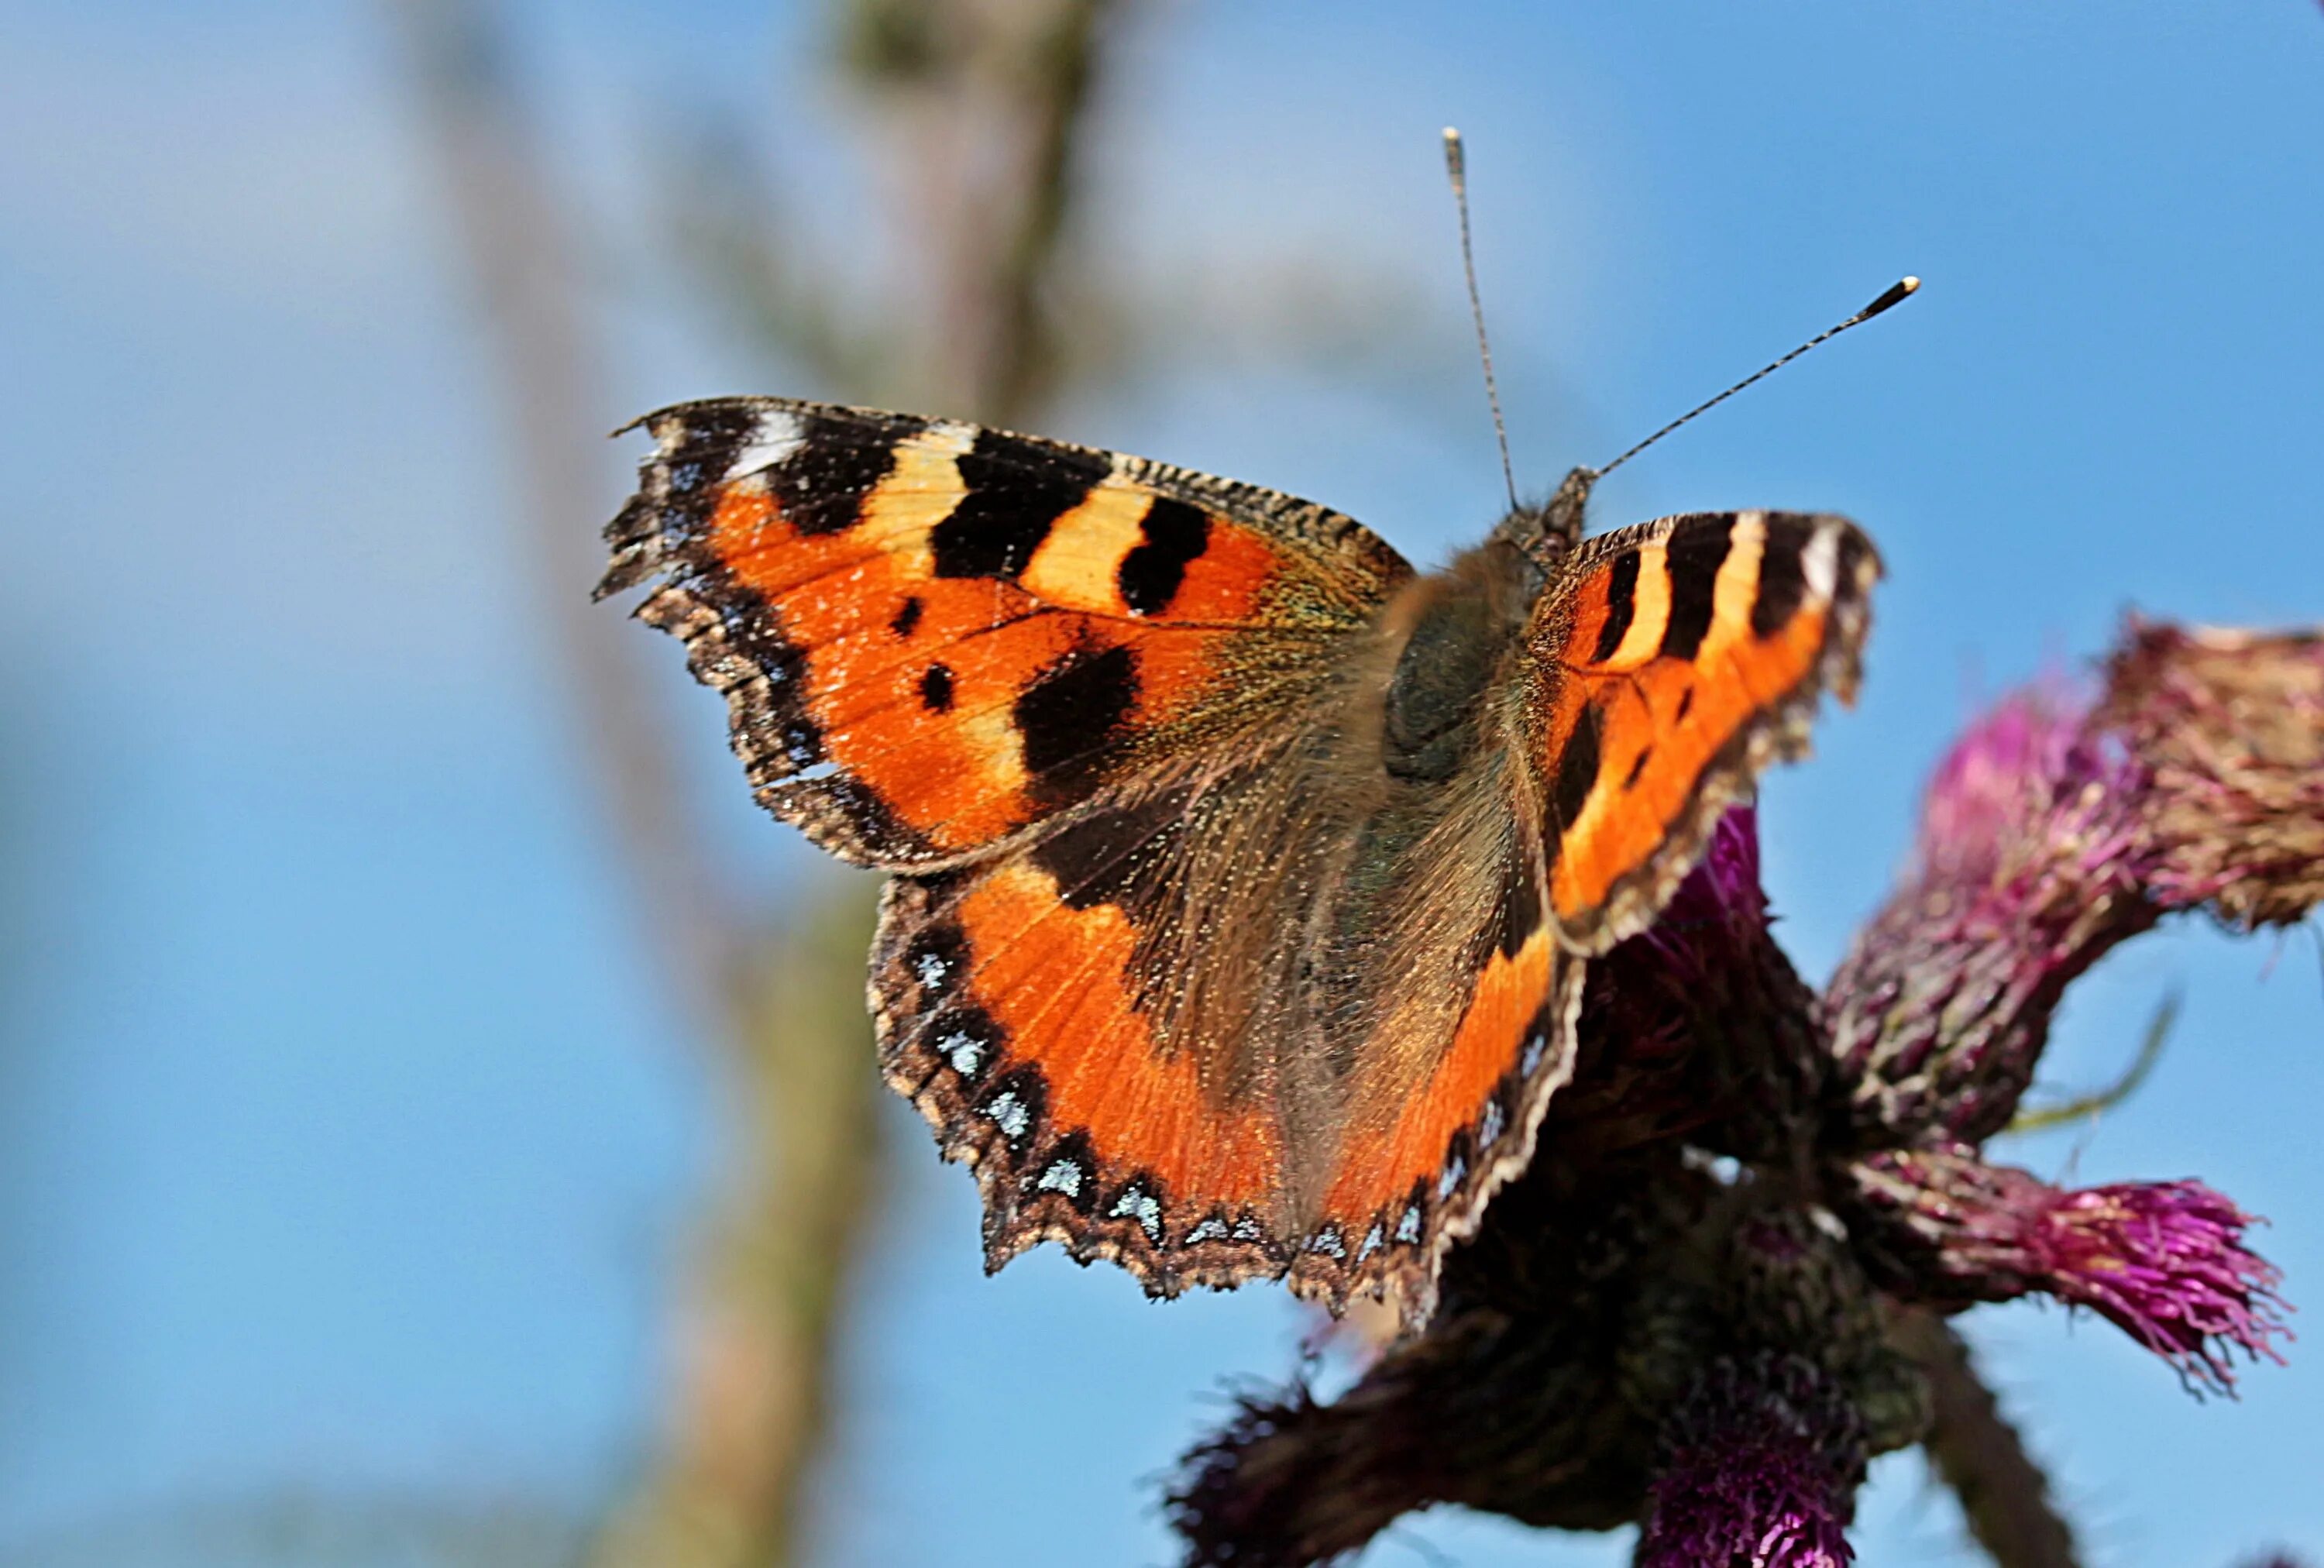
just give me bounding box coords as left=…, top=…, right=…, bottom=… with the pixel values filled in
left=1622, top=745, right=1652, bottom=791
left=1750, top=518, right=1810, bottom=638
left=903, top=921, right=970, bottom=998
left=1674, top=686, right=1696, bottom=725
left=924, top=1001, right=1005, bottom=1085
left=1030, top=786, right=1193, bottom=913
left=891, top=595, right=924, bottom=638
left=1659, top=517, right=1735, bottom=660
left=1014, top=643, right=1140, bottom=805
left=1116, top=497, right=1211, bottom=615
left=919, top=663, right=956, bottom=713
left=933, top=430, right=1109, bottom=580
left=769, top=410, right=923, bottom=536
left=1590, top=549, right=1641, bottom=662
left=1550, top=699, right=1604, bottom=837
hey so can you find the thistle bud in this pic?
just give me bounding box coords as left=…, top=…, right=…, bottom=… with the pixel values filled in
left=1824, top=688, right=2158, bottom=1141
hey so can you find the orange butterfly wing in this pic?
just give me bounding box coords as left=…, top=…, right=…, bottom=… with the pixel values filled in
left=1293, top=805, right=1587, bottom=1320
left=1526, top=509, right=1880, bottom=951
left=600, top=398, right=1409, bottom=868
left=1283, top=504, right=1877, bottom=1320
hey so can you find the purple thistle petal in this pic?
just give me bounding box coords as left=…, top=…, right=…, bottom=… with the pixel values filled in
left=1634, top=805, right=1772, bottom=991
left=1844, top=1148, right=2291, bottom=1396
left=2039, top=1180, right=2291, bottom=1395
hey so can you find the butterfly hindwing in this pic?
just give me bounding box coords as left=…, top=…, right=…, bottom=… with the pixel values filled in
left=1291, top=788, right=1588, bottom=1319
left=1526, top=509, right=1880, bottom=952
left=871, top=761, right=1320, bottom=1296
left=868, top=724, right=1587, bottom=1322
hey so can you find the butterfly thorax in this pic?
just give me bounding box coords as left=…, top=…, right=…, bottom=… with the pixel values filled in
left=1380, top=461, right=1604, bottom=786
left=1380, top=545, right=1538, bottom=784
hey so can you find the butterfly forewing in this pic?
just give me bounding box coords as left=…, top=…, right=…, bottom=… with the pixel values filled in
left=600, top=397, right=1412, bottom=868
left=1527, top=509, right=1879, bottom=953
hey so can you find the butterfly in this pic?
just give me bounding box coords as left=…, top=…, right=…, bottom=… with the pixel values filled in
left=597, top=398, right=1877, bottom=1325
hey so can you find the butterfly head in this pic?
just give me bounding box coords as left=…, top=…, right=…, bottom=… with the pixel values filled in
left=1489, top=465, right=1596, bottom=581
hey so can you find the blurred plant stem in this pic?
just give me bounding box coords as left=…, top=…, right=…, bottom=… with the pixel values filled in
left=390, top=1, right=1119, bottom=1564
left=850, top=0, right=1119, bottom=419
left=2008, top=992, right=2176, bottom=1135
left=388, top=5, right=877, bottom=1567
left=590, top=885, right=882, bottom=1568
left=387, top=0, right=743, bottom=1036
left=1893, top=1309, right=2081, bottom=1568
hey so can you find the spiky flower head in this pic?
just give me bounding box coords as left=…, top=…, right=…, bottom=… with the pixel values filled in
left=1846, top=1147, right=2289, bottom=1395
left=2041, top=1179, right=2291, bottom=1393
left=1638, top=1353, right=1862, bottom=1568
left=2101, top=621, right=2324, bottom=929
left=1824, top=686, right=2158, bottom=1141
left=1167, top=619, right=2313, bottom=1567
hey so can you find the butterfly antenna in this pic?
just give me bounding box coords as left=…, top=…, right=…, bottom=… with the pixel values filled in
left=1594, top=276, right=1921, bottom=480
left=1442, top=127, right=1520, bottom=514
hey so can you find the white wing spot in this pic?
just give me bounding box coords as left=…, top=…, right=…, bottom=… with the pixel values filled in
left=1396, top=1205, right=1423, bottom=1244
left=938, top=1030, right=985, bottom=1076
left=985, top=1090, right=1029, bottom=1141
left=724, top=413, right=806, bottom=483
left=1436, top=1155, right=1468, bottom=1202
left=1801, top=523, right=1841, bottom=603
left=1109, top=1185, right=1164, bottom=1241
left=1037, top=1159, right=1085, bottom=1196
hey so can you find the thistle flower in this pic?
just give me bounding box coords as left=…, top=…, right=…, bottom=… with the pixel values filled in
left=1913, top=686, right=2147, bottom=882
left=1846, top=1146, right=2289, bottom=1394
left=2040, top=1179, right=2291, bottom=1391
left=1830, top=624, right=2324, bottom=1144
left=1824, top=687, right=2160, bottom=1142
left=2101, top=621, right=2324, bottom=929
left=1168, top=1156, right=1705, bottom=1566
left=1638, top=1354, right=1862, bottom=1568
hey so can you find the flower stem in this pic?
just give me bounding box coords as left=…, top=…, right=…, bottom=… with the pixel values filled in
left=1892, top=1310, right=2080, bottom=1568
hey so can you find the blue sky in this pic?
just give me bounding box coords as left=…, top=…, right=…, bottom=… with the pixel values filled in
left=2, top=3, right=2320, bottom=1564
